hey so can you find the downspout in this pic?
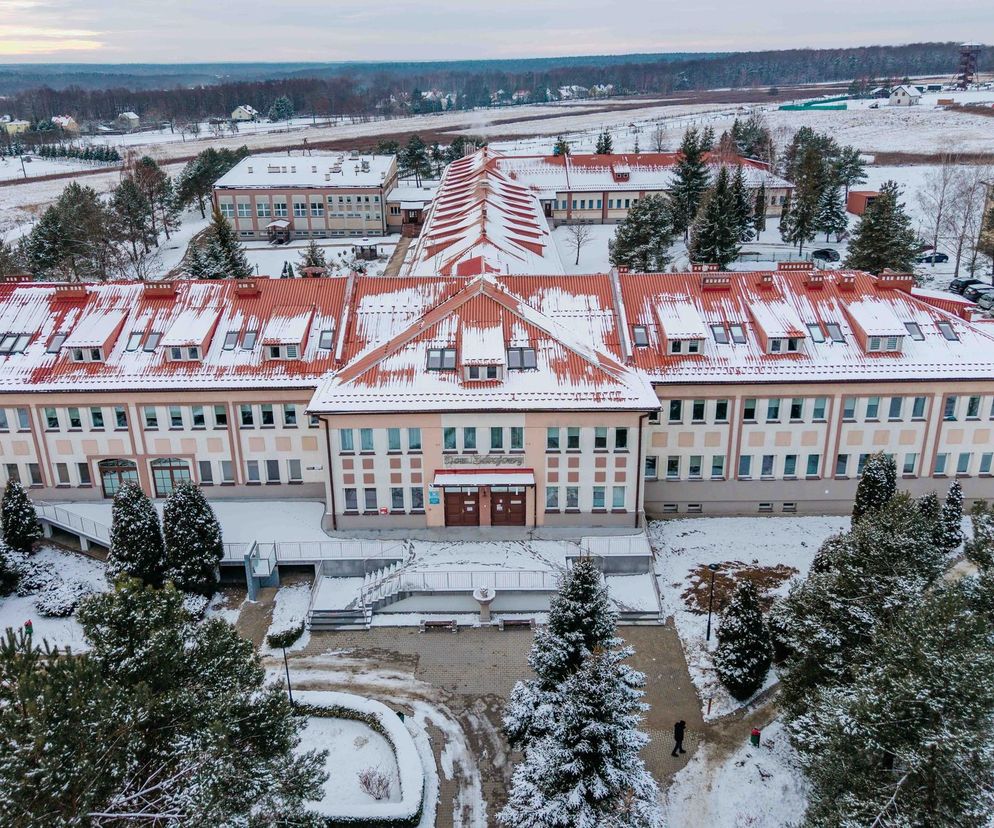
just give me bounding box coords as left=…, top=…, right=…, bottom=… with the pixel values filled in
left=322, top=417, right=338, bottom=531
left=634, top=412, right=648, bottom=529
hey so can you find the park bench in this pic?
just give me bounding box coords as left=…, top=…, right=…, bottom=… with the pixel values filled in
left=419, top=619, right=457, bottom=633
left=497, top=618, right=535, bottom=631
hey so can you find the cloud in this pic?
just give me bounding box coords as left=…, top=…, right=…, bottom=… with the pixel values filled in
left=0, top=1, right=103, bottom=56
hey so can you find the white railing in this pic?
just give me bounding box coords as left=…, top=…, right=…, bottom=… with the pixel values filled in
left=271, top=539, right=405, bottom=561
left=363, top=568, right=561, bottom=609
left=579, top=534, right=652, bottom=558
left=35, top=502, right=111, bottom=545
left=222, top=542, right=253, bottom=561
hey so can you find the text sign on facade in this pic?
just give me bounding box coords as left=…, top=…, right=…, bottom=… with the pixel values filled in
left=442, top=454, right=525, bottom=468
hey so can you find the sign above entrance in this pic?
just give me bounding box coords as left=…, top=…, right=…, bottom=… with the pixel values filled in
left=443, top=454, right=525, bottom=468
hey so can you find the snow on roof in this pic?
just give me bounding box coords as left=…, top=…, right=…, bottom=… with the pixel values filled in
left=387, top=184, right=438, bottom=205
left=262, top=306, right=314, bottom=345
left=461, top=323, right=506, bottom=365
left=844, top=296, right=908, bottom=337
left=891, top=85, right=921, bottom=97
left=62, top=308, right=127, bottom=349
left=160, top=306, right=221, bottom=347
left=655, top=298, right=708, bottom=340
left=214, top=153, right=395, bottom=190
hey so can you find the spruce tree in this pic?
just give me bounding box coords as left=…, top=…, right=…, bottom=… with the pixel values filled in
left=669, top=128, right=710, bottom=238
left=713, top=581, right=772, bottom=701
left=188, top=206, right=253, bottom=279
left=552, top=135, right=570, bottom=156
left=939, top=480, right=964, bottom=553
left=966, top=501, right=994, bottom=571
left=162, top=482, right=224, bottom=596
left=780, top=145, right=824, bottom=254
left=107, top=482, right=165, bottom=587
left=0, top=480, right=41, bottom=555
left=753, top=183, right=767, bottom=235
left=0, top=540, right=17, bottom=594
left=844, top=180, right=918, bottom=274
left=298, top=238, right=327, bottom=269
left=834, top=145, right=867, bottom=196
left=689, top=166, right=740, bottom=268
left=594, top=130, right=613, bottom=154
left=815, top=184, right=847, bottom=242
left=268, top=95, right=295, bottom=122
left=607, top=194, right=675, bottom=272
left=730, top=165, right=753, bottom=242
left=851, top=451, right=897, bottom=525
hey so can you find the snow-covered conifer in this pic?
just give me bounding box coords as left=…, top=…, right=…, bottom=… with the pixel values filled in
left=939, top=479, right=964, bottom=554
left=713, top=581, right=772, bottom=700
left=162, top=482, right=224, bottom=596
left=107, top=482, right=165, bottom=587
left=0, top=480, right=41, bottom=554
left=689, top=166, right=740, bottom=268
left=966, top=501, right=994, bottom=571
left=851, top=451, right=896, bottom=525
left=670, top=127, right=710, bottom=237
left=608, top=194, right=675, bottom=272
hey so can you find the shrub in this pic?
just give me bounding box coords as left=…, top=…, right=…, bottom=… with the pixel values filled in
left=358, top=767, right=391, bottom=801
left=34, top=577, right=94, bottom=617
left=267, top=622, right=305, bottom=650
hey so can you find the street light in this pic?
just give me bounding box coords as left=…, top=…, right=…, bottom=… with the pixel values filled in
left=705, top=563, right=721, bottom=642
left=282, top=645, right=294, bottom=706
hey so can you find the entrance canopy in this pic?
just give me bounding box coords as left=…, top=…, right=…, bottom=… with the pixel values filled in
left=433, top=469, right=535, bottom=487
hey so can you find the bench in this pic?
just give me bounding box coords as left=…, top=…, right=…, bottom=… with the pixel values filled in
left=419, top=619, right=457, bottom=633
left=498, top=618, right=535, bottom=631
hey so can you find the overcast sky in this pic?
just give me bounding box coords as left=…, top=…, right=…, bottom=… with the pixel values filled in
left=0, top=0, right=988, bottom=63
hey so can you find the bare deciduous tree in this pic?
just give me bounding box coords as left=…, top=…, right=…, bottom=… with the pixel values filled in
left=942, top=164, right=993, bottom=278
left=358, top=767, right=391, bottom=801
left=916, top=151, right=960, bottom=265
left=565, top=222, right=593, bottom=266
left=651, top=125, right=667, bottom=152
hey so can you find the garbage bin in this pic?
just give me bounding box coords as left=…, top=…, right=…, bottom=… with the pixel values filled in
left=750, top=727, right=761, bottom=747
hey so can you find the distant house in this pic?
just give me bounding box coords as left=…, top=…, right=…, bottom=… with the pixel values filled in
left=231, top=105, right=259, bottom=122
left=1, top=118, right=30, bottom=136
left=888, top=85, right=921, bottom=106
left=847, top=190, right=880, bottom=215
left=51, top=115, right=78, bottom=133
left=115, top=111, right=140, bottom=131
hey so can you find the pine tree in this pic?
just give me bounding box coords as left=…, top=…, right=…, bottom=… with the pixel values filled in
left=399, top=135, right=431, bottom=185
left=268, top=95, right=295, bottom=122
left=753, top=182, right=767, bottom=235
left=280, top=260, right=295, bottom=278
left=939, top=480, right=964, bottom=553
left=594, top=130, right=613, bottom=154
left=780, top=145, right=825, bottom=254
left=162, top=482, right=224, bottom=596
left=730, top=165, right=753, bottom=241
left=107, top=482, right=165, bottom=587
left=852, top=451, right=897, bottom=524
left=111, top=177, right=156, bottom=268
left=965, top=500, right=994, bottom=571
left=844, top=180, right=918, bottom=274
left=669, top=128, right=710, bottom=237
left=0, top=480, right=41, bottom=555
left=187, top=206, right=253, bottom=279
left=608, top=194, right=675, bottom=272
left=552, top=135, right=571, bottom=156
left=700, top=124, right=715, bottom=151
left=298, top=238, right=327, bottom=269
left=0, top=540, right=17, bottom=594
left=499, top=648, right=662, bottom=828
left=689, top=166, right=740, bottom=268
left=815, top=184, right=847, bottom=242
left=834, top=145, right=867, bottom=196
left=713, top=581, right=772, bottom=701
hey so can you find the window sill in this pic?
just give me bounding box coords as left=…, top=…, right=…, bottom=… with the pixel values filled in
left=805, top=475, right=821, bottom=480
left=591, top=508, right=607, bottom=514
left=564, top=508, right=581, bottom=514
left=246, top=481, right=262, bottom=486
left=67, top=428, right=82, bottom=433
left=610, top=509, right=629, bottom=514
left=902, top=473, right=918, bottom=479
left=343, top=510, right=360, bottom=516
left=411, top=509, right=426, bottom=515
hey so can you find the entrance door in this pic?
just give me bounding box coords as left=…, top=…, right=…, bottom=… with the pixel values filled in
left=491, top=487, right=527, bottom=526
left=444, top=488, right=480, bottom=526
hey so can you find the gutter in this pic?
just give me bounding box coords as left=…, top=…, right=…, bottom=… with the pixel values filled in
left=634, top=411, right=648, bottom=530
left=322, top=417, right=338, bottom=531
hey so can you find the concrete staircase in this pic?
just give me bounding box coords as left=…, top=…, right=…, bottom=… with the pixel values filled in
left=307, top=561, right=407, bottom=631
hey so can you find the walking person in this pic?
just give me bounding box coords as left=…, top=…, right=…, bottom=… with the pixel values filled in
left=671, top=719, right=687, bottom=757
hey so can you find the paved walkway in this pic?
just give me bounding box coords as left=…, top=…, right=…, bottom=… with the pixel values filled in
left=382, top=235, right=412, bottom=277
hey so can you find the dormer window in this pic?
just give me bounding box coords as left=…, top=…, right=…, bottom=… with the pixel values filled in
left=904, top=322, right=924, bottom=341
left=142, top=332, right=161, bottom=352
left=867, top=335, right=902, bottom=353
left=71, top=347, right=103, bottom=363
left=427, top=347, right=457, bottom=371
left=806, top=323, right=826, bottom=343
left=267, top=344, right=300, bottom=360
left=710, top=324, right=729, bottom=345
left=222, top=331, right=239, bottom=351
left=466, top=364, right=500, bottom=381
left=728, top=324, right=747, bottom=344
left=169, top=346, right=202, bottom=361
left=769, top=337, right=802, bottom=354
left=669, top=339, right=701, bottom=355
left=937, top=321, right=959, bottom=341
left=507, top=347, right=537, bottom=370
left=46, top=333, right=67, bottom=353
left=241, top=330, right=258, bottom=350
left=632, top=326, right=650, bottom=347
left=317, top=329, right=334, bottom=350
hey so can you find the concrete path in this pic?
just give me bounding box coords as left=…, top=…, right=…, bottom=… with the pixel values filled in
left=383, top=235, right=412, bottom=277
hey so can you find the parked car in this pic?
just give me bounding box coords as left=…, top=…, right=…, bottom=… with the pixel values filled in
left=948, top=277, right=985, bottom=295
left=811, top=248, right=841, bottom=262
left=962, top=283, right=994, bottom=303
left=977, top=292, right=994, bottom=311
left=915, top=252, right=950, bottom=264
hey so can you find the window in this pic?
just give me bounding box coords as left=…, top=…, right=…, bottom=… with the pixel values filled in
left=199, top=461, right=214, bottom=485
left=77, top=462, right=91, bottom=486
left=592, top=487, right=606, bottom=510
left=310, top=201, right=324, bottom=217
left=281, top=404, right=297, bottom=427
left=274, top=201, right=288, bottom=218
left=287, top=459, right=302, bottom=483
left=408, top=428, right=422, bottom=451
left=0, top=410, right=6, bottom=431
left=222, top=331, right=239, bottom=351
left=967, top=396, right=981, bottom=419
left=169, top=406, right=183, bottom=429
left=937, top=321, right=958, bottom=341
left=769, top=338, right=782, bottom=354
left=784, top=454, right=798, bottom=477
left=666, top=456, right=680, bottom=479
left=143, top=407, right=158, bottom=429
left=55, top=463, right=70, bottom=485
left=790, top=398, right=804, bottom=421
left=594, top=427, right=608, bottom=450
left=715, top=399, right=729, bottom=422
left=387, top=428, right=401, bottom=452
left=246, top=460, right=261, bottom=483
left=241, top=330, right=257, bottom=350
left=44, top=408, right=59, bottom=429
left=240, top=405, right=254, bottom=427
left=766, top=398, right=781, bottom=422
left=187, top=405, right=204, bottom=429
left=426, top=348, right=457, bottom=370
left=980, top=453, right=993, bottom=475
left=944, top=396, right=958, bottom=421
left=391, top=488, right=405, bottom=511
left=689, top=455, right=702, bottom=479
left=806, top=323, right=825, bottom=343
left=912, top=396, right=926, bottom=419
left=114, top=407, right=127, bottom=429
left=825, top=323, right=845, bottom=343
left=711, top=455, right=725, bottom=478
left=344, top=489, right=358, bottom=512
left=411, top=487, right=424, bottom=511
left=293, top=202, right=307, bottom=218
left=220, top=461, right=234, bottom=484
left=903, top=453, right=918, bottom=475
left=743, top=398, right=757, bottom=421
left=904, top=321, right=924, bottom=341
left=632, top=326, right=650, bottom=347
left=761, top=454, right=775, bottom=478
left=857, top=453, right=870, bottom=476
left=47, top=332, right=67, bottom=353
left=260, top=404, right=275, bottom=427
left=692, top=400, right=706, bottom=423
left=836, top=454, right=849, bottom=477
left=237, top=202, right=251, bottom=218
left=547, top=428, right=560, bottom=451
left=738, top=455, right=752, bottom=478
left=866, top=397, right=880, bottom=420
left=510, top=427, right=523, bottom=451
left=444, top=427, right=457, bottom=451
left=566, top=487, right=579, bottom=510
left=466, top=364, right=499, bottom=380
left=842, top=396, right=856, bottom=420
left=669, top=400, right=683, bottom=423
left=957, top=452, right=972, bottom=475
left=612, top=486, right=626, bottom=509
left=806, top=454, right=820, bottom=476
left=463, top=427, right=477, bottom=451
left=645, top=456, right=658, bottom=478
left=934, top=453, right=949, bottom=475
left=728, top=324, right=747, bottom=344
left=566, top=427, right=580, bottom=450
left=4, top=464, right=19, bottom=484
left=888, top=397, right=903, bottom=420
left=615, top=428, right=629, bottom=451
left=546, top=487, right=559, bottom=510
left=317, top=329, right=334, bottom=350
left=813, top=397, right=827, bottom=420
left=125, top=331, right=143, bottom=352
left=27, top=463, right=42, bottom=486
left=364, top=489, right=378, bottom=512
left=142, top=332, right=161, bottom=352
left=506, top=348, right=537, bottom=370
left=359, top=428, right=374, bottom=452
left=151, top=457, right=191, bottom=497
left=710, top=324, right=729, bottom=345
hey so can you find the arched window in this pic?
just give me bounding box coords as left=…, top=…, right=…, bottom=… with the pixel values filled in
left=150, top=457, right=192, bottom=497
left=98, top=459, right=138, bottom=498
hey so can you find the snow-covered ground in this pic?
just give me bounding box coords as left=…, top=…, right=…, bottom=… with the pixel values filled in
left=262, top=580, right=312, bottom=653
left=241, top=236, right=396, bottom=279
left=663, top=718, right=809, bottom=827
left=0, top=154, right=117, bottom=183
left=649, top=516, right=849, bottom=719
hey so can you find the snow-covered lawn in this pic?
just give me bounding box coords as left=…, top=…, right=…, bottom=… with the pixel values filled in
left=650, top=516, right=849, bottom=719
left=0, top=545, right=109, bottom=651
left=663, top=718, right=808, bottom=827
left=241, top=237, right=396, bottom=279
left=262, top=580, right=312, bottom=653
left=0, top=154, right=117, bottom=183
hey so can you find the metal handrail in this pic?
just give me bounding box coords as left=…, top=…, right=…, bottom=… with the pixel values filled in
left=35, top=502, right=111, bottom=544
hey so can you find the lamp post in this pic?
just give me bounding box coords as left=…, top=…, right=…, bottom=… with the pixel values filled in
left=705, top=563, right=720, bottom=642
left=282, top=645, right=294, bottom=706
